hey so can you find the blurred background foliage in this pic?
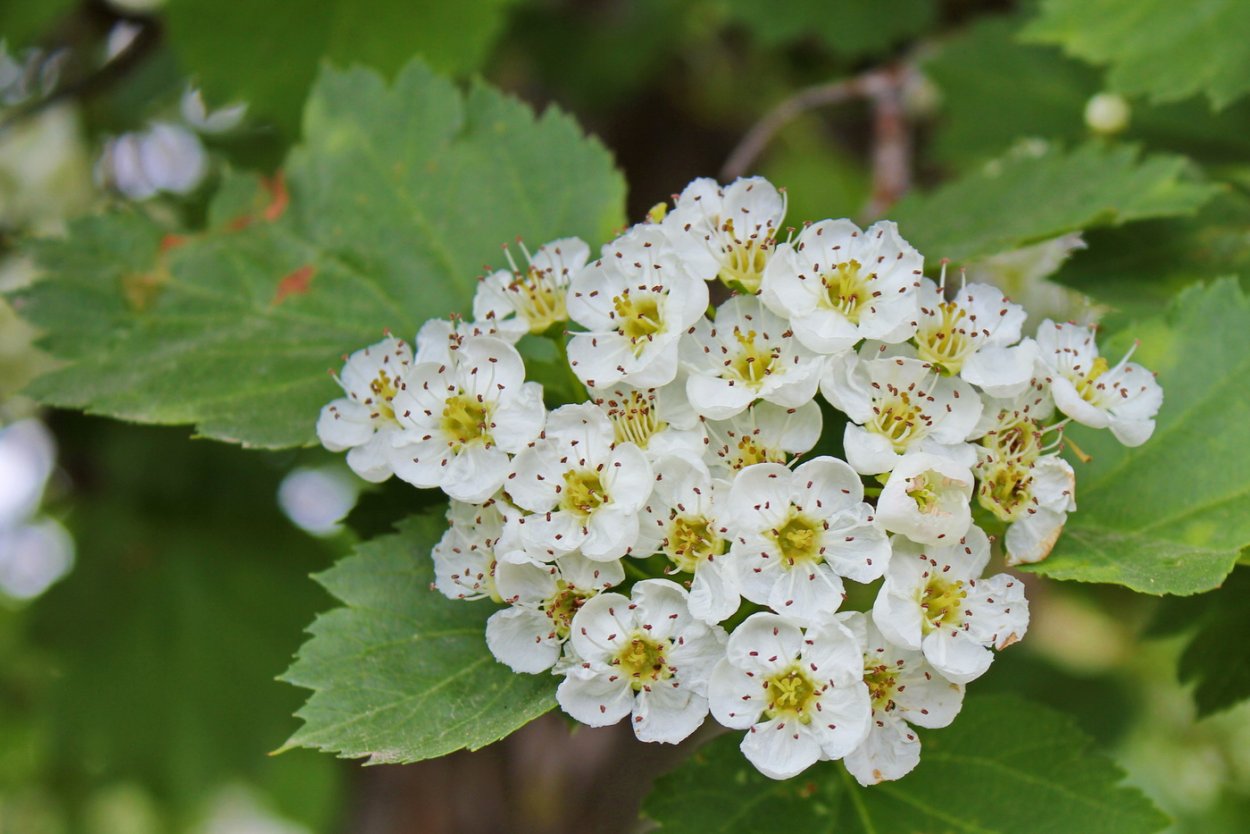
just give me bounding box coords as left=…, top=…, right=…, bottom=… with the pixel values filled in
left=1, top=0, right=1249, bottom=832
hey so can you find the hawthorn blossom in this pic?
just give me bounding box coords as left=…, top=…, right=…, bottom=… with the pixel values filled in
left=486, top=551, right=624, bottom=674
left=590, top=380, right=704, bottom=462
left=875, top=451, right=974, bottom=545
left=839, top=611, right=964, bottom=786
left=701, top=401, right=822, bottom=478
left=316, top=335, right=414, bottom=482
left=913, top=277, right=1038, bottom=398
left=473, top=237, right=589, bottom=341
left=390, top=335, right=545, bottom=502
left=508, top=403, right=652, bottom=561
left=821, top=348, right=982, bottom=475
left=873, top=527, right=1029, bottom=684
left=636, top=455, right=738, bottom=624
left=708, top=613, right=871, bottom=779
left=728, top=457, right=890, bottom=625
left=760, top=218, right=922, bottom=354
left=1035, top=320, right=1162, bottom=446
left=682, top=296, right=824, bottom=420
left=661, top=176, right=786, bottom=291
left=432, top=498, right=516, bottom=601
left=976, top=455, right=1076, bottom=566
left=557, top=579, right=726, bottom=743
left=566, top=224, right=708, bottom=389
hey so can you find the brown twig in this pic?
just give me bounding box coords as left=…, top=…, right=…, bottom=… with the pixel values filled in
left=719, top=62, right=917, bottom=218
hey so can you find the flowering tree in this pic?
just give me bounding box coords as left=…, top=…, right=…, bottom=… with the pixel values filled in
left=2, top=0, right=1250, bottom=831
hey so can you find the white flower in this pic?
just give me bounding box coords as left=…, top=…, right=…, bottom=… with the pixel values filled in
left=636, top=455, right=739, bottom=624
left=872, top=527, right=1029, bottom=684
left=839, top=611, right=964, bottom=786
left=701, top=400, right=822, bottom=478
left=413, top=317, right=506, bottom=365
left=432, top=498, right=516, bottom=601
left=708, top=612, right=871, bottom=779
left=970, top=378, right=1055, bottom=460
left=682, top=296, right=824, bottom=420
left=875, top=452, right=974, bottom=545
left=390, top=335, right=545, bottom=503
left=508, top=403, right=653, bottom=561
left=760, top=219, right=922, bottom=354
left=566, top=224, right=708, bottom=389
left=728, top=457, right=890, bottom=625
left=913, top=277, right=1038, bottom=398
left=486, top=551, right=624, bottom=674
left=662, top=176, right=786, bottom=292
left=1035, top=320, right=1162, bottom=446
left=316, top=335, right=414, bottom=482
left=590, top=380, right=705, bottom=462
left=821, top=348, right=982, bottom=475
left=557, top=579, right=727, bottom=743
left=975, top=454, right=1077, bottom=566
left=473, top=237, right=589, bottom=342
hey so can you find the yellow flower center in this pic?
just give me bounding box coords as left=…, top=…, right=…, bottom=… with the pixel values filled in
left=820, top=259, right=872, bottom=322
left=769, top=512, right=823, bottom=566
left=764, top=664, right=820, bottom=723
left=871, top=393, right=928, bottom=451
left=980, top=415, right=1042, bottom=466
left=604, top=390, right=665, bottom=448
left=916, top=301, right=976, bottom=373
left=368, top=369, right=400, bottom=423
left=864, top=661, right=902, bottom=712
left=508, top=266, right=567, bottom=334
left=613, top=291, right=664, bottom=355
left=1075, top=356, right=1110, bottom=404
left=543, top=580, right=591, bottom=639
left=665, top=515, right=723, bottom=573
left=905, top=471, right=940, bottom=513
left=560, top=470, right=607, bottom=518
left=718, top=230, right=771, bottom=293
left=440, top=394, right=491, bottom=448
left=615, top=632, right=673, bottom=690
left=729, top=434, right=785, bottom=470
left=920, top=576, right=967, bottom=634
left=729, top=329, right=779, bottom=387
left=976, top=461, right=1033, bottom=522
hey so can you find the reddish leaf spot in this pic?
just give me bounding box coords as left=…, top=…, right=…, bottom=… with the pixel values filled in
left=273, top=264, right=316, bottom=305
left=262, top=171, right=289, bottom=222
left=159, top=233, right=188, bottom=252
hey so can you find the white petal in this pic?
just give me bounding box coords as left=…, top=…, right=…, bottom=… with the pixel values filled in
left=557, top=671, right=634, bottom=726
left=844, top=714, right=922, bottom=786
left=486, top=607, right=561, bottom=673
left=740, top=719, right=822, bottom=780
left=633, top=685, right=708, bottom=744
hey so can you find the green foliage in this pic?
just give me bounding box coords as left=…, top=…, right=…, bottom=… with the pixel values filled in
left=643, top=695, right=1167, bottom=833
left=1055, top=191, right=1250, bottom=318
left=1027, top=280, right=1250, bottom=595
left=0, top=0, right=76, bottom=49
left=165, top=0, right=517, bottom=136
left=16, top=59, right=625, bottom=449
left=29, top=420, right=343, bottom=827
left=722, top=0, right=936, bottom=57
left=280, top=513, right=557, bottom=764
left=1025, top=0, right=1250, bottom=109
left=892, top=142, right=1219, bottom=263
left=1171, top=569, right=1250, bottom=717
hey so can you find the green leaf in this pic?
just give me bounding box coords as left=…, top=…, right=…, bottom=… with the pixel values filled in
left=1026, top=280, right=1250, bottom=595
left=1025, top=0, right=1250, bottom=109
left=0, top=0, right=76, bottom=48
left=891, top=142, right=1219, bottom=263
left=1054, top=191, right=1250, bottom=318
left=722, top=0, right=935, bottom=58
left=643, top=695, right=1166, bottom=833
left=279, top=513, right=556, bottom=763
left=30, top=420, right=344, bottom=823
left=1175, top=570, right=1250, bottom=716
left=16, top=59, right=625, bottom=449
left=165, top=0, right=516, bottom=136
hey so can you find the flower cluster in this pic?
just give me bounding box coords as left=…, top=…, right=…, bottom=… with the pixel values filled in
left=317, top=176, right=1163, bottom=785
